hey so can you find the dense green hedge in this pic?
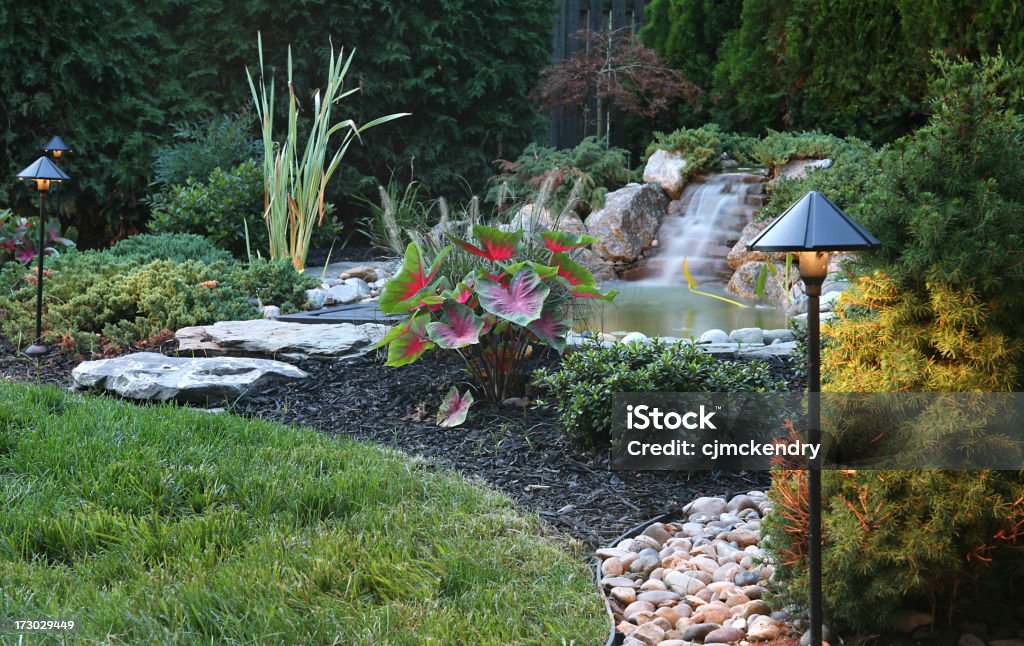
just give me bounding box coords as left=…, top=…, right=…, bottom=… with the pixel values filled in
left=0, top=1, right=553, bottom=245
left=641, top=0, right=1024, bottom=141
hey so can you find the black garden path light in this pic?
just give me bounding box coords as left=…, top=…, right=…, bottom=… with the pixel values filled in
left=43, top=135, right=73, bottom=219
left=748, top=190, right=879, bottom=646
left=16, top=155, right=70, bottom=357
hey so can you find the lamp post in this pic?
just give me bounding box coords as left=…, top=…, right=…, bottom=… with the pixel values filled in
left=16, top=156, right=71, bottom=357
left=42, top=135, right=73, bottom=221
left=748, top=191, right=878, bottom=646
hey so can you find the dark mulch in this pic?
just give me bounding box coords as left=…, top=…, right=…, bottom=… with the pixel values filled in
left=0, top=334, right=801, bottom=549
left=230, top=350, right=801, bottom=548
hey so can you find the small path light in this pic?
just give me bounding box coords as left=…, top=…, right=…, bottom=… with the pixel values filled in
left=42, top=135, right=72, bottom=275
left=16, top=155, right=70, bottom=358
left=748, top=190, right=879, bottom=646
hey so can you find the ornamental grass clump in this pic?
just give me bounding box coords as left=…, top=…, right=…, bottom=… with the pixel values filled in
left=376, top=225, right=615, bottom=425
left=247, top=35, right=408, bottom=271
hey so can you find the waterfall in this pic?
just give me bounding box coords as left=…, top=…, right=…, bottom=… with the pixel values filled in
left=643, top=172, right=762, bottom=285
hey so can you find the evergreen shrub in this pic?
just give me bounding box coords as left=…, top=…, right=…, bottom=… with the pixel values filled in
left=486, top=137, right=637, bottom=217
left=534, top=339, right=782, bottom=445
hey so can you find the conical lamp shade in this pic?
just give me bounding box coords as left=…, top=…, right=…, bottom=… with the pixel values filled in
left=747, top=191, right=879, bottom=252
left=16, top=156, right=70, bottom=182
left=43, top=135, right=72, bottom=154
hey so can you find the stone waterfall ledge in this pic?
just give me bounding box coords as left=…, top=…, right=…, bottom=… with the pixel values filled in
left=71, top=352, right=308, bottom=403
left=176, top=320, right=389, bottom=362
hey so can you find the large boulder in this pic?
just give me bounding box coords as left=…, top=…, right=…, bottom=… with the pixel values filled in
left=176, top=320, right=388, bottom=361
left=642, top=150, right=688, bottom=199
left=727, top=220, right=794, bottom=270
left=71, top=352, right=307, bottom=403
left=586, top=183, right=669, bottom=263
left=726, top=260, right=789, bottom=303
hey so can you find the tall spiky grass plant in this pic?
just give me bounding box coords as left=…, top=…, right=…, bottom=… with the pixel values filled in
left=247, top=34, right=408, bottom=271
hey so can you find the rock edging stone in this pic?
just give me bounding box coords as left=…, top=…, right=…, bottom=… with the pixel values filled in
left=71, top=352, right=308, bottom=403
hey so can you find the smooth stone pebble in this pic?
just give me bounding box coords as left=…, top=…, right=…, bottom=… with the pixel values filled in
left=685, top=496, right=728, bottom=517
left=602, top=557, right=624, bottom=576
left=631, top=555, right=659, bottom=575
left=739, top=599, right=772, bottom=618
left=631, top=621, right=665, bottom=645
left=748, top=616, right=786, bottom=640
left=602, top=575, right=639, bottom=588
left=725, top=593, right=751, bottom=607
left=800, top=625, right=838, bottom=645
left=681, top=522, right=706, bottom=537
left=637, top=590, right=680, bottom=605
left=734, top=570, right=760, bottom=587
left=695, top=603, right=733, bottom=625
left=654, top=606, right=683, bottom=625
left=706, top=627, right=747, bottom=643
left=728, top=494, right=760, bottom=514
left=682, top=623, right=723, bottom=641
left=623, top=600, right=655, bottom=620
left=640, top=579, right=667, bottom=592
left=597, top=547, right=630, bottom=559
left=611, top=587, right=636, bottom=604
left=729, top=529, right=759, bottom=548
left=642, top=523, right=672, bottom=546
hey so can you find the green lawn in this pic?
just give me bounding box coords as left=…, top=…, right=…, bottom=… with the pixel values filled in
left=0, top=380, right=606, bottom=644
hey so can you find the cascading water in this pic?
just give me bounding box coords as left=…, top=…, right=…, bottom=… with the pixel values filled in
left=584, top=171, right=788, bottom=337
left=644, top=172, right=760, bottom=285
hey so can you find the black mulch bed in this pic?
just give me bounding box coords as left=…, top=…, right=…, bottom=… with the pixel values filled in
left=0, top=335, right=802, bottom=549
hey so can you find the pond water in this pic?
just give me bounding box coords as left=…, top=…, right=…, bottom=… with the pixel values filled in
left=579, top=281, right=788, bottom=338
left=578, top=171, right=790, bottom=338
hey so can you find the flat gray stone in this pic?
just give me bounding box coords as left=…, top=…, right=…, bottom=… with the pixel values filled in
left=763, top=328, right=794, bottom=344
left=176, top=319, right=388, bottom=361
left=697, top=329, right=731, bottom=344
left=729, top=327, right=764, bottom=345
left=71, top=352, right=307, bottom=403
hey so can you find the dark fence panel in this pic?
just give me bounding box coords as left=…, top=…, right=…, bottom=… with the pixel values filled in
left=549, top=0, right=648, bottom=148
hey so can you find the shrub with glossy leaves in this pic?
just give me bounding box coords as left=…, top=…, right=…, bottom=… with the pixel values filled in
left=534, top=339, right=782, bottom=446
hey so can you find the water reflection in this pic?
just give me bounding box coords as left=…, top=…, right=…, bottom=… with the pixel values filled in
left=578, top=280, right=788, bottom=338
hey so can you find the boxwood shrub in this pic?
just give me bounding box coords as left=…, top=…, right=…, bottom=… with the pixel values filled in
left=534, top=339, right=784, bottom=446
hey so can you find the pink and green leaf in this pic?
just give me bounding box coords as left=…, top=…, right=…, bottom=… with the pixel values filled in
left=537, top=230, right=599, bottom=252
left=550, top=252, right=595, bottom=287
left=526, top=305, right=572, bottom=353
left=501, top=260, right=558, bottom=280
left=427, top=303, right=485, bottom=349
left=450, top=225, right=523, bottom=262
left=384, top=313, right=435, bottom=367
left=437, top=386, right=475, bottom=428
left=380, top=242, right=450, bottom=313
left=476, top=267, right=550, bottom=326
left=569, top=283, right=619, bottom=301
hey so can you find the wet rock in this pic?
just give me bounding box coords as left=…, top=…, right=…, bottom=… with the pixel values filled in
left=643, top=150, right=688, bottom=199
left=726, top=261, right=788, bottom=303
left=586, top=183, right=669, bottom=263
left=762, top=328, right=794, bottom=345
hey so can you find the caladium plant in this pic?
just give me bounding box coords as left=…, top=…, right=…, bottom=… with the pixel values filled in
left=377, top=224, right=615, bottom=425
left=0, top=210, right=75, bottom=265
